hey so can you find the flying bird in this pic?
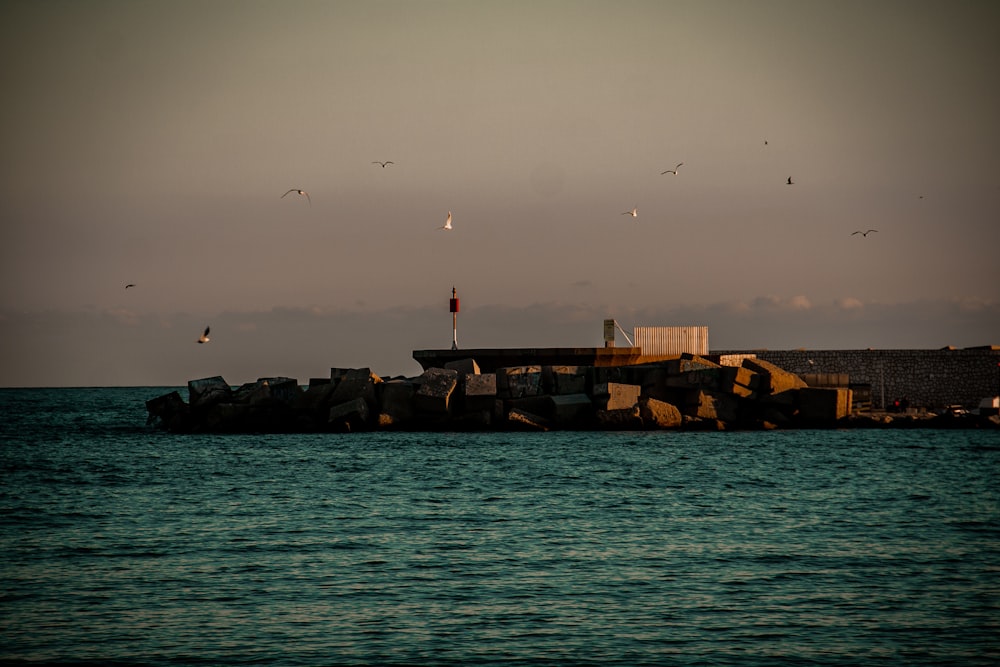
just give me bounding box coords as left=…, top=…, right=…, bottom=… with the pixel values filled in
left=786, top=177, right=794, bottom=185
left=197, top=326, right=211, bottom=344
left=281, top=189, right=311, bottom=206
left=439, top=211, right=453, bottom=230
left=852, top=229, right=878, bottom=237
left=125, top=283, right=135, bottom=289
left=622, top=207, right=638, bottom=218
left=764, top=139, right=768, bottom=146
left=661, top=163, right=683, bottom=175
left=372, top=161, right=394, bottom=168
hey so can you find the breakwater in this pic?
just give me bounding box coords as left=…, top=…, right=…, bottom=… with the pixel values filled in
left=146, top=354, right=999, bottom=433
left=713, top=347, right=1000, bottom=411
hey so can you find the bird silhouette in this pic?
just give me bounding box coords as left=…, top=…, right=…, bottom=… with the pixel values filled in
left=852, top=229, right=878, bottom=237
left=622, top=207, right=638, bottom=218
left=786, top=177, right=794, bottom=185
left=281, top=189, right=311, bottom=206
left=124, top=283, right=135, bottom=289
left=439, top=211, right=453, bottom=230
left=660, top=163, right=683, bottom=175
left=372, top=161, right=394, bottom=168
left=197, top=326, right=211, bottom=344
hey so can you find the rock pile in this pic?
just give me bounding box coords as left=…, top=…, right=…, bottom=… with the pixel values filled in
left=146, top=354, right=886, bottom=433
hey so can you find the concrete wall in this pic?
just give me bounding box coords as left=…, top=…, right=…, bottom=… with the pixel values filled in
left=711, top=348, right=1000, bottom=410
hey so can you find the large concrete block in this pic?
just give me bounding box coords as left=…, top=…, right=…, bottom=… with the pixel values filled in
left=596, top=406, right=643, bottom=430
left=188, top=376, right=232, bottom=409
left=665, top=354, right=721, bottom=375
left=683, top=390, right=740, bottom=423
left=464, top=373, right=497, bottom=413
left=548, top=393, right=594, bottom=424
left=379, top=379, right=416, bottom=425
left=257, top=377, right=301, bottom=404
left=328, top=397, right=370, bottom=431
left=497, top=366, right=543, bottom=399
left=798, top=387, right=852, bottom=421
left=507, top=407, right=550, bottom=431
left=415, top=368, right=459, bottom=414
left=741, top=358, right=806, bottom=395
left=719, top=366, right=759, bottom=397
left=593, top=382, right=641, bottom=411
left=638, top=397, right=683, bottom=429
left=544, top=365, right=589, bottom=395
left=330, top=368, right=383, bottom=409
left=663, top=367, right=723, bottom=390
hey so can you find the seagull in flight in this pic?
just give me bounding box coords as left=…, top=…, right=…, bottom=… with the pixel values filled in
left=852, top=229, right=878, bottom=237
left=372, top=161, right=394, bottom=168
left=125, top=283, right=135, bottom=289
left=439, top=211, right=453, bottom=230
left=622, top=207, right=638, bottom=218
left=197, top=326, right=211, bottom=344
left=281, top=189, right=311, bottom=206
left=786, top=177, right=794, bottom=185
left=661, top=163, right=683, bottom=175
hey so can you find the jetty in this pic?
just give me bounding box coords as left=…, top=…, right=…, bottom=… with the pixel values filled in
left=146, top=351, right=999, bottom=433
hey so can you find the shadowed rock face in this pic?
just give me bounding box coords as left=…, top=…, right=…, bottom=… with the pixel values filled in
left=146, top=355, right=999, bottom=433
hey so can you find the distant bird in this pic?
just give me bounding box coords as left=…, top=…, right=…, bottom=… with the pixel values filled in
left=439, top=211, right=453, bottom=230
left=125, top=283, right=135, bottom=289
left=852, top=229, right=878, bottom=237
left=661, top=163, right=683, bottom=175
left=281, top=189, right=311, bottom=206
left=372, top=161, right=394, bottom=168
left=786, top=177, right=794, bottom=185
left=622, top=207, right=638, bottom=218
left=764, top=139, right=768, bottom=146
left=197, top=326, right=211, bottom=344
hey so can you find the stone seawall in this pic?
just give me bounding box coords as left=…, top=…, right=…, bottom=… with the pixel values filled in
left=712, top=348, right=1000, bottom=410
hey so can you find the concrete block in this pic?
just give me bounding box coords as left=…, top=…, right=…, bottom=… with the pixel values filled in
left=596, top=406, right=643, bottom=430
left=497, top=365, right=543, bottom=399
left=544, top=365, right=589, bottom=395
left=741, top=358, right=807, bottom=395
left=547, top=393, right=594, bottom=424
left=257, top=377, right=301, bottom=404
left=415, top=368, right=458, bottom=414
left=593, top=382, right=641, bottom=411
left=330, top=368, right=383, bottom=409
left=508, top=407, right=550, bottom=431
left=379, top=379, right=416, bottom=424
left=188, top=376, right=231, bottom=409
left=720, top=366, right=759, bottom=397
left=328, top=397, right=370, bottom=431
left=463, top=373, right=497, bottom=413
left=665, top=354, right=721, bottom=375
left=683, top=390, right=740, bottom=423
left=663, top=367, right=723, bottom=390
left=799, top=387, right=852, bottom=421
left=638, top=397, right=683, bottom=429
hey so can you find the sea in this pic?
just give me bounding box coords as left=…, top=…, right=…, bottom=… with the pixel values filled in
left=1, top=387, right=998, bottom=666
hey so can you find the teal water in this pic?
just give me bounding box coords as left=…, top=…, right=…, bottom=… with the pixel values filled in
left=1, top=388, right=998, bottom=666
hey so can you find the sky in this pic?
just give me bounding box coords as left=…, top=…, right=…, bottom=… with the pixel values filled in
left=1, top=0, right=998, bottom=387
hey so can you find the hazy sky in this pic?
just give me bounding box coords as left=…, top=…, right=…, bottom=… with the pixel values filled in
left=2, top=0, right=998, bottom=386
